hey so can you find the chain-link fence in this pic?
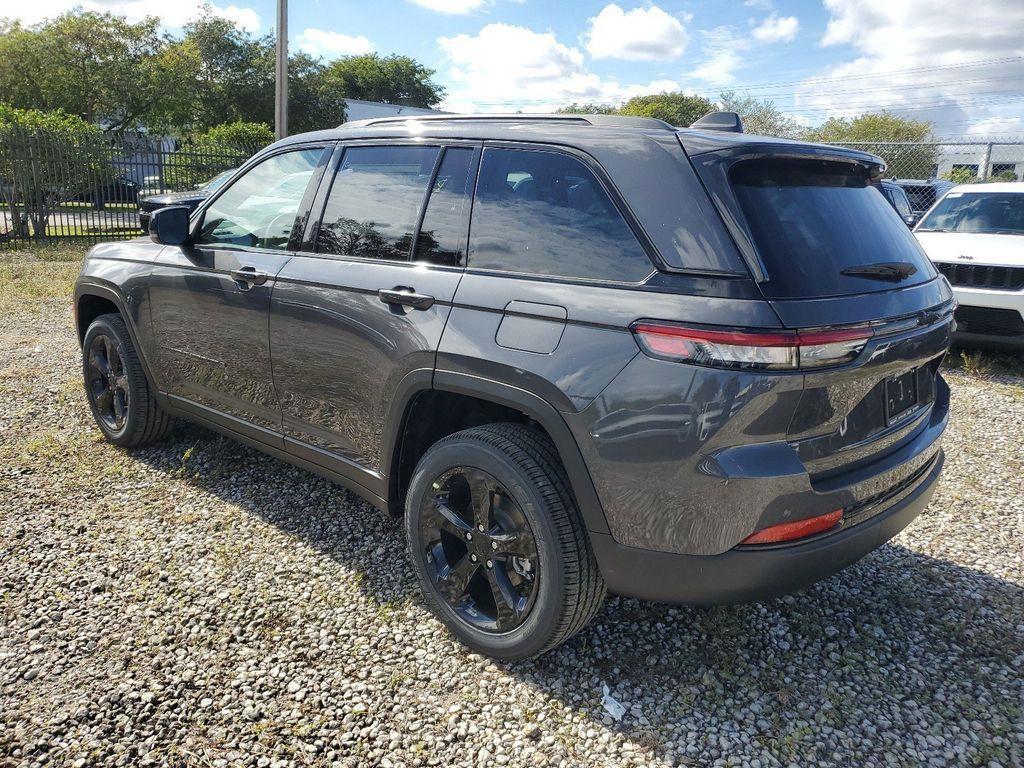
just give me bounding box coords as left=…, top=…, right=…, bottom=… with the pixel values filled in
left=835, top=138, right=1024, bottom=212
left=0, top=128, right=261, bottom=247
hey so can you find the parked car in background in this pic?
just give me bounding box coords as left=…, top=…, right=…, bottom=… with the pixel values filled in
left=71, top=175, right=139, bottom=209
left=891, top=178, right=956, bottom=215
left=138, top=169, right=237, bottom=232
left=915, top=182, right=1024, bottom=354
left=879, top=180, right=919, bottom=227
left=76, top=112, right=952, bottom=659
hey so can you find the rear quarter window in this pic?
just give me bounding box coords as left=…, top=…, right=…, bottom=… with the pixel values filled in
left=468, top=147, right=654, bottom=282
left=731, top=159, right=936, bottom=298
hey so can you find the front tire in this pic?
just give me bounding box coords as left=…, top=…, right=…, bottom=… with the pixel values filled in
left=405, top=423, right=605, bottom=659
left=82, top=313, right=174, bottom=447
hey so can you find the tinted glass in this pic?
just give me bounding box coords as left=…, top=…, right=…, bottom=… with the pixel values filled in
left=885, top=185, right=913, bottom=217
left=197, top=150, right=321, bottom=249
left=413, top=147, right=474, bottom=267
left=317, top=145, right=440, bottom=260
left=918, top=191, right=1024, bottom=235
left=469, top=148, right=652, bottom=281
left=732, top=159, right=935, bottom=298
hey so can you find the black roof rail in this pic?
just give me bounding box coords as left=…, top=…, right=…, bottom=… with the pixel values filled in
left=339, top=113, right=676, bottom=131
left=689, top=111, right=744, bottom=133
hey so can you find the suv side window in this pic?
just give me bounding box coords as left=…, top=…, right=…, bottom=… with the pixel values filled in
left=413, top=146, right=475, bottom=267
left=469, top=147, right=653, bottom=282
left=196, top=148, right=322, bottom=250
left=317, top=145, right=440, bottom=260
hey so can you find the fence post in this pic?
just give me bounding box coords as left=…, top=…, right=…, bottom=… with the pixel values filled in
left=979, top=142, right=993, bottom=180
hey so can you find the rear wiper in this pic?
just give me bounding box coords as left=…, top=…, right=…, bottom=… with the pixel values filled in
left=840, top=262, right=919, bottom=282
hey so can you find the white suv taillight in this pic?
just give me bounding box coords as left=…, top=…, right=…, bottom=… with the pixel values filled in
left=631, top=322, right=873, bottom=370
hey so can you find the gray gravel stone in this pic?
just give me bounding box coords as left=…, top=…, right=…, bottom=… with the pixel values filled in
left=1, top=290, right=1022, bottom=767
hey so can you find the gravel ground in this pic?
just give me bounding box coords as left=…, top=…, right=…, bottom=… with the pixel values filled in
left=1, top=259, right=1023, bottom=767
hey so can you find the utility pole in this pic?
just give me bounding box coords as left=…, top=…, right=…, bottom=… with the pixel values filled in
left=275, top=0, right=288, bottom=140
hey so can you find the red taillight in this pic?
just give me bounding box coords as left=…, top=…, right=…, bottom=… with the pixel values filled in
left=631, top=322, right=872, bottom=370
left=741, top=509, right=843, bottom=545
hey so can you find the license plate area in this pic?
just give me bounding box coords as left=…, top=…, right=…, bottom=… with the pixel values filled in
left=885, top=368, right=919, bottom=423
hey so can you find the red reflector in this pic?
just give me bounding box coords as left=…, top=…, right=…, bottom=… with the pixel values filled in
left=741, top=510, right=843, bottom=545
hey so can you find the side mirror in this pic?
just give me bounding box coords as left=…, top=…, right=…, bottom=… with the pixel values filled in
left=149, top=205, right=192, bottom=246
left=904, top=213, right=920, bottom=228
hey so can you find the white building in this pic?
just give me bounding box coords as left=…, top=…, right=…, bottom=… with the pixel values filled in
left=936, top=142, right=1024, bottom=180
left=343, top=99, right=446, bottom=123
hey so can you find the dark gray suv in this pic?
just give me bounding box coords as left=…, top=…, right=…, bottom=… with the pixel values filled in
left=74, top=113, right=953, bottom=659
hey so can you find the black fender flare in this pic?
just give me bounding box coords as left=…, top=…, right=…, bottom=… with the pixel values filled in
left=74, top=280, right=163, bottom=402
left=381, top=368, right=610, bottom=536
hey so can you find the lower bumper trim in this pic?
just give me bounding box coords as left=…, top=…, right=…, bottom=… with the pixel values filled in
left=591, top=448, right=944, bottom=605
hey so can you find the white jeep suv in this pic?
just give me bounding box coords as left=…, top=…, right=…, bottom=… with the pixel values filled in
left=914, top=182, right=1024, bottom=355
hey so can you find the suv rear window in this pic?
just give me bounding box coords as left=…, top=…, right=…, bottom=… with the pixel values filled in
left=731, top=159, right=936, bottom=299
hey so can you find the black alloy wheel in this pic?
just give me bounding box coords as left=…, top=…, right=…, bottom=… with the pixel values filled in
left=405, top=423, right=605, bottom=659
left=81, top=313, right=175, bottom=447
left=419, top=466, right=539, bottom=633
left=86, top=333, right=130, bottom=434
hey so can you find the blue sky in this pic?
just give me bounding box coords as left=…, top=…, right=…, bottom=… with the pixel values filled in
left=12, top=0, right=1024, bottom=135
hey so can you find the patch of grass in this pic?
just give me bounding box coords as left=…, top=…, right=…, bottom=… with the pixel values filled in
left=0, top=260, right=81, bottom=315
left=0, top=243, right=91, bottom=262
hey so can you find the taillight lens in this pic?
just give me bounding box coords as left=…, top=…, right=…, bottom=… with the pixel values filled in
left=631, top=322, right=872, bottom=370
left=741, top=509, right=843, bottom=545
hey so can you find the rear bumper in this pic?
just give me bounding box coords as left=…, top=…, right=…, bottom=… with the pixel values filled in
left=591, top=448, right=943, bottom=604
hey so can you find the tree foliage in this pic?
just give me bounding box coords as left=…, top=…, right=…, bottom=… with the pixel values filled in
left=805, top=112, right=938, bottom=177
left=0, top=105, right=108, bottom=239
left=555, top=103, right=619, bottom=115
left=0, top=11, right=445, bottom=135
left=618, top=93, right=716, bottom=127
left=718, top=91, right=802, bottom=139
left=320, top=53, right=446, bottom=107
left=555, top=92, right=715, bottom=126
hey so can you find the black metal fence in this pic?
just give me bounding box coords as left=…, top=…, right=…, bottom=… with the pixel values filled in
left=0, top=128, right=261, bottom=247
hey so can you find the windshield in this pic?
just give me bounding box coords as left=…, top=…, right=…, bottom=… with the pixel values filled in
left=731, top=159, right=935, bottom=298
left=201, top=170, right=235, bottom=192
left=917, top=191, right=1024, bottom=235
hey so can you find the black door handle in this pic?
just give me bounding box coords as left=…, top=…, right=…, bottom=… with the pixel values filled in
left=378, top=287, right=434, bottom=310
left=230, top=265, right=270, bottom=288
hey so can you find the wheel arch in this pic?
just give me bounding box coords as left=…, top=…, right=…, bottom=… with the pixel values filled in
left=74, top=281, right=162, bottom=399
left=382, top=369, right=610, bottom=536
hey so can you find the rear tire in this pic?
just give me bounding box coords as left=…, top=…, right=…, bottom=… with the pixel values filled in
left=82, top=313, right=174, bottom=447
left=405, top=423, right=605, bottom=659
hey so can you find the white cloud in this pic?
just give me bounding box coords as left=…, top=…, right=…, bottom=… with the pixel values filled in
left=797, top=0, right=1024, bottom=134
left=295, top=28, right=374, bottom=58
left=752, top=14, right=799, bottom=43
left=437, top=23, right=690, bottom=113
left=585, top=4, right=689, bottom=61
left=406, top=0, right=486, bottom=13
left=743, top=0, right=773, bottom=9
left=967, top=116, right=1023, bottom=135
left=688, top=26, right=750, bottom=86
left=4, top=0, right=261, bottom=31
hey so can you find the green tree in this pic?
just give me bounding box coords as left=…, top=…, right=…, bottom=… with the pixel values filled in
left=0, top=13, right=168, bottom=130
left=718, top=90, right=801, bottom=138
left=321, top=53, right=445, bottom=108
left=555, top=103, right=619, bottom=115
left=288, top=53, right=347, bottom=132
left=0, top=105, right=108, bottom=240
left=619, top=92, right=716, bottom=127
left=806, top=112, right=938, bottom=178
